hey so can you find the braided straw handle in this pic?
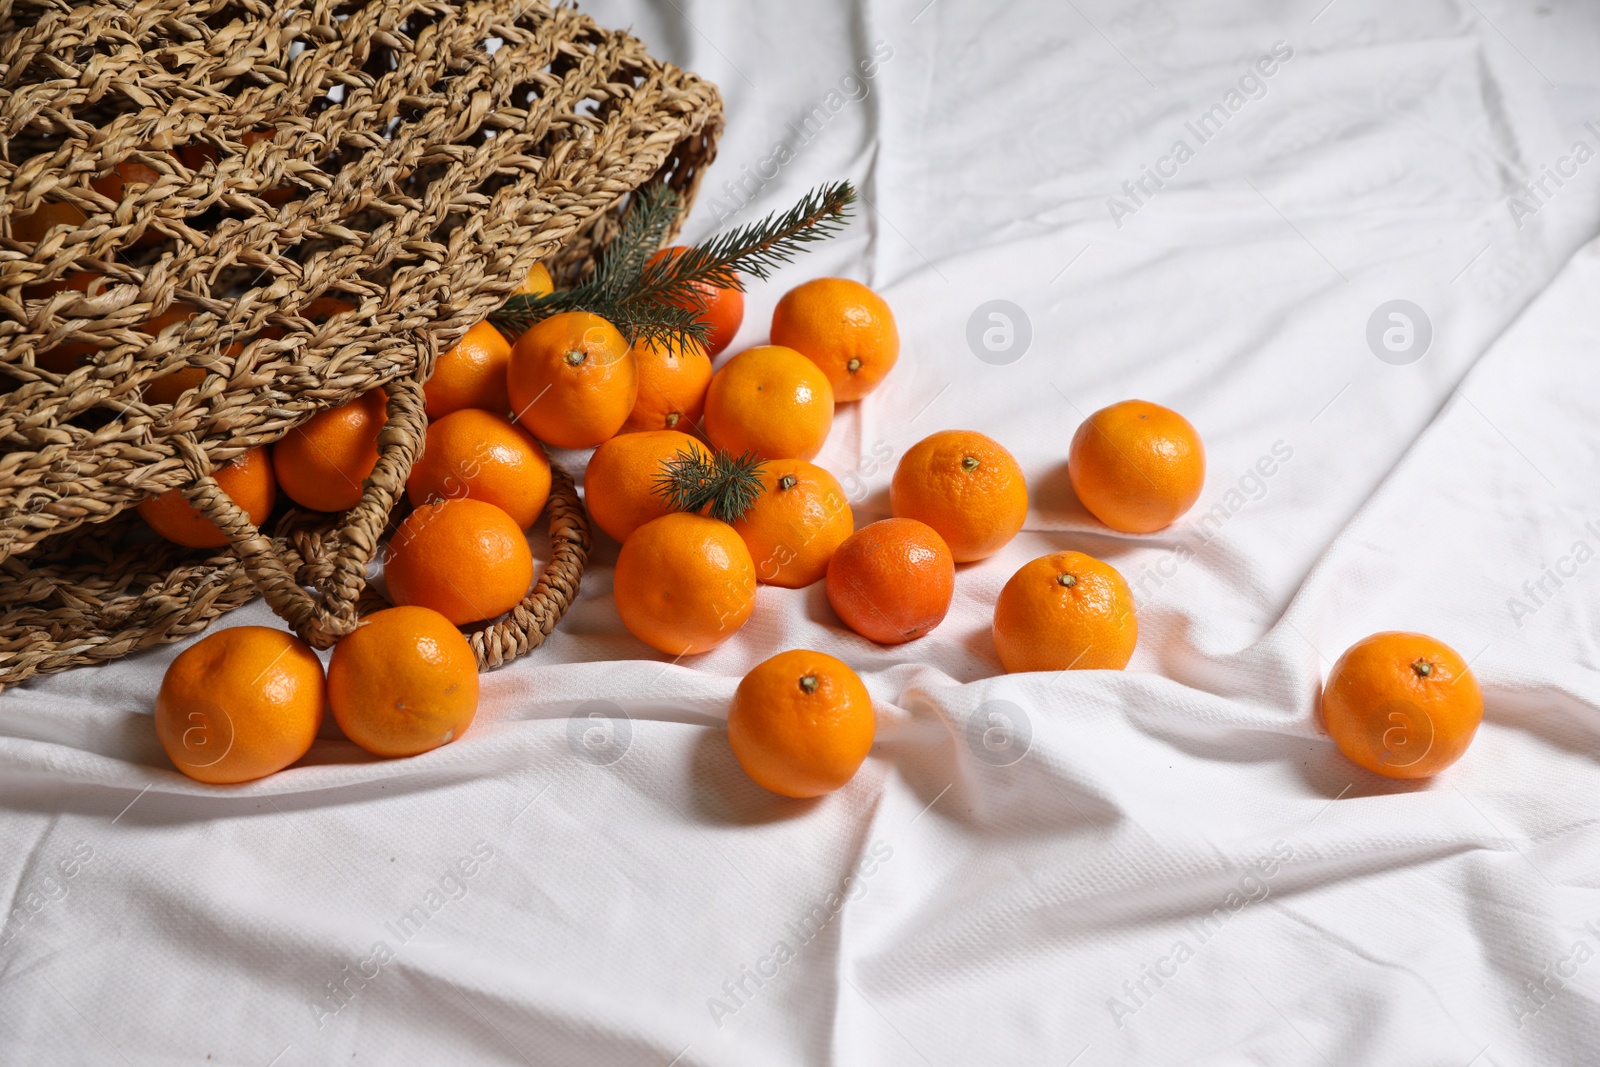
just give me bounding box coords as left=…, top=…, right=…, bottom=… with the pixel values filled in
left=171, top=367, right=590, bottom=668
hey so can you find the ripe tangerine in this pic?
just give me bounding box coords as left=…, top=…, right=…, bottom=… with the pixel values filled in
left=1321, top=632, right=1483, bottom=779
left=138, top=446, right=276, bottom=549
left=703, top=345, right=834, bottom=461
left=770, top=277, right=899, bottom=401
left=424, top=320, right=514, bottom=419
left=728, top=649, right=875, bottom=798
left=585, top=429, right=711, bottom=543
left=407, top=409, right=551, bottom=530
left=734, top=460, right=853, bottom=589
left=385, top=498, right=534, bottom=626
left=992, top=551, right=1138, bottom=672
left=273, top=389, right=388, bottom=512
left=647, top=246, right=744, bottom=356
left=825, top=518, right=955, bottom=644
left=613, top=513, right=756, bottom=656
left=1068, top=399, right=1205, bottom=534
left=154, top=626, right=324, bottom=784
left=328, top=606, right=480, bottom=758
left=890, top=430, right=1027, bottom=562
left=507, top=311, right=637, bottom=449
left=620, top=336, right=713, bottom=434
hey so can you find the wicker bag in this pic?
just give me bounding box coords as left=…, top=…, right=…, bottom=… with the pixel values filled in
left=0, top=0, right=722, bottom=689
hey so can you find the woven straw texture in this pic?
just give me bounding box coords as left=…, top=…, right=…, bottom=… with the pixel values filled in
left=0, top=0, right=723, bottom=689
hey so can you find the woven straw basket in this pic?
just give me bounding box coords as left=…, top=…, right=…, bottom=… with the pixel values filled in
left=0, top=0, right=722, bottom=689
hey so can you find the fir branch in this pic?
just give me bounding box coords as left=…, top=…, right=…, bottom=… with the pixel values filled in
left=489, top=180, right=856, bottom=354
left=652, top=445, right=714, bottom=514
left=653, top=446, right=765, bottom=523
left=629, top=180, right=856, bottom=300
left=491, top=287, right=712, bottom=351
left=589, top=184, right=685, bottom=301
left=608, top=300, right=712, bottom=354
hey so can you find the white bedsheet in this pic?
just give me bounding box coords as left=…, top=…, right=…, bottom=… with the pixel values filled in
left=6, top=1, right=1600, bottom=1063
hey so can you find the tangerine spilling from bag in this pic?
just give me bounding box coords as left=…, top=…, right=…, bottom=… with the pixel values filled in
left=622, top=336, right=714, bottom=434
left=385, top=498, right=534, bottom=627
left=139, top=174, right=1480, bottom=794
left=703, top=345, right=835, bottom=461
left=508, top=311, right=638, bottom=449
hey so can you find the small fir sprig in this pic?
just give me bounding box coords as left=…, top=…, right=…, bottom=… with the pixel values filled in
left=652, top=446, right=765, bottom=523
left=491, top=180, right=856, bottom=353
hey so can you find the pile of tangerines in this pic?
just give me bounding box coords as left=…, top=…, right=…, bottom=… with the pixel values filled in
left=113, top=239, right=1479, bottom=793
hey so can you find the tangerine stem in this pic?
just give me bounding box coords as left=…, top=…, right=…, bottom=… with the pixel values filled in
left=1412, top=659, right=1433, bottom=678
left=565, top=349, right=586, bottom=366
left=798, top=675, right=818, bottom=694
left=1057, top=573, right=1077, bottom=587
left=961, top=456, right=980, bottom=472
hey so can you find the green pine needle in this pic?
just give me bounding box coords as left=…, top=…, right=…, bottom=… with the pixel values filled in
left=490, top=180, right=856, bottom=355
left=628, top=180, right=857, bottom=300
left=589, top=184, right=688, bottom=302
left=652, top=446, right=766, bottom=523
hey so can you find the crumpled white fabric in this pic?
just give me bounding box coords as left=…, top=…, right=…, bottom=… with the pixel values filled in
left=6, top=1, right=1600, bottom=1063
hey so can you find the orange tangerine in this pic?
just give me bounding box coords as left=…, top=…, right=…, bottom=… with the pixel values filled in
left=517, top=263, right=554, bottom=297
left=1068, top=399, right=1205, bottom=534
left=734, top=459, right=853, bottom=588
left=240, top=129, right=296, bottom=205
left=407, top=409, right=551, bottom=530
left=384, top=498, right=534, bottom=626
left=327, top=606, right=480, bottom=758
left=825, top=518, right=955, bottom=644
left=155, top=626, right=325, bottom=784
left=1321, top=632, right=1483, bottom=780
left=727, top=649, right=875, bottom=798
left=613, top=513, right=756, bottom=655
left=585, top=429, right=711, bottom=543
left=992, top=551, right=1137, bottom=672
left=13, top=201, right=88, bottom=245
left=27, top=273, right=110, bottom=372
left=703, top=345, right=834, bottom=461
left=620, top=336, right=713, bottom=434
left=647, top=246, right=744, bottom=356
left=138, top=446, right=276, bottom=549
left=770, top=277, right=899, bottom=402
left=273, top=389, right=388, bottom=512
left=424, top=320, right=513, bottom=419
left=890, top=430, right=1028, bottom=562
left=91, top=149, right=177, bottom=246
left=507, top=311, right=637, bottom=449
